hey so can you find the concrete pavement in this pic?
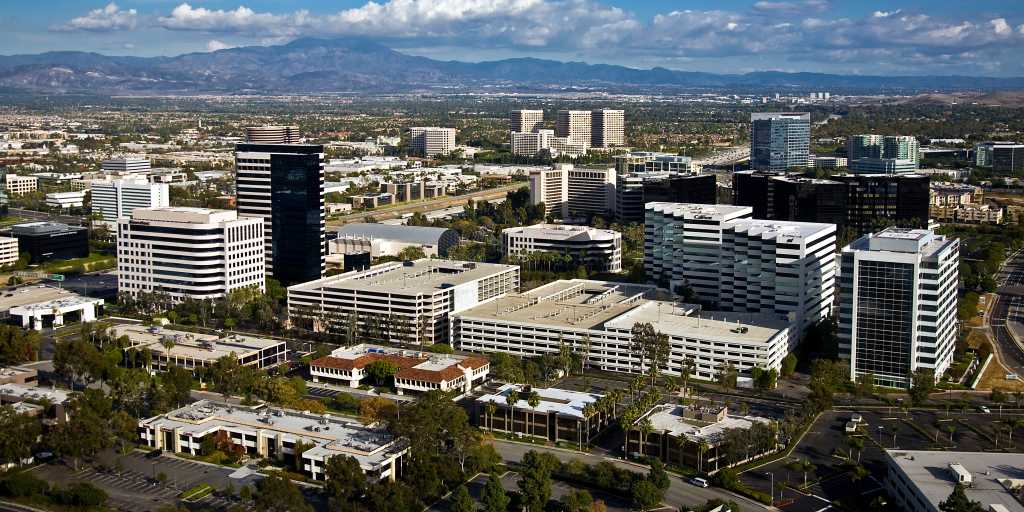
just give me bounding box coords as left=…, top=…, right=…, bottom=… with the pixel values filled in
left=490, top=439, right=770, bottom=511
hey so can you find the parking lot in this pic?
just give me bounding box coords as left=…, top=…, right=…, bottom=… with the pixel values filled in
left=428, top=471, right=634, bottom=512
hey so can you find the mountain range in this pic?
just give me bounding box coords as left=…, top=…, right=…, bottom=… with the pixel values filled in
left=1, top=38, right=1022, bottom=95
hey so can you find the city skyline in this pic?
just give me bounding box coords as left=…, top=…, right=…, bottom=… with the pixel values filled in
left=2, top=0, right=1023, bottom=76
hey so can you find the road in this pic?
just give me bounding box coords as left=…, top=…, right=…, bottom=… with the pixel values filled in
left=491, top=440, right=769, bottom=511
left=694, top=146, right=750, bottom=167
left=990, top=249, right=1024, bottom=375
left=7, top=207, right=88, bottom=226
left=326, top=184, right=521, bottom=225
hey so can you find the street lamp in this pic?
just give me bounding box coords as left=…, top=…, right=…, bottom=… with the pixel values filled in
left=877, top=425, right=884, bottom=444
left=766, top=471, right=774, bottom=505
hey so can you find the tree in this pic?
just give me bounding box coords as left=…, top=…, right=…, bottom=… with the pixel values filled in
left=527, top=391, right=541, bottom=437
left=781, top=353, right=798, bottom=377
left=254, top=474, right=312, bottom=512
left=648, top=459, right=670, bottom=491
left=939, top=483, right=985, bottom=512
left=0, top=405, right=41, bottom=466
left=788, top=458, right=814, bottom=488
left=322, top=455, right=366, bottom=511
left=562, top=489, right=595, bottom=512
left=518, top=450, right=560, bottom=512
left=359, top=397, right=398, bottom=426
left=364, top=481, right=418, bottom=512
left=481, top=473, right=510, bottom=512
left=680, top=356, right=697, bottom=399
left=397, top=246, right=427, bottom=261
left=0, top=324, right=40, bottom=365
left=46, top=389, right=114, bottom=470
left=506, top=389, right=519, bottom=433
left=856, top=373, right=875, bottom=398
left=909, top=369, right=936, bottom=406
left=364, top=360, right=399, bottom=386
left=717, top=361, right=738, bottom=389
left=630, top=479, right=664, bottom=512
left=449, top=485, right=475, bottom=512
left=53, top=337, right=106, bottom=387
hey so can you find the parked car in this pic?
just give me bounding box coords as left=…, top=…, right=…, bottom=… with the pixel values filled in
left=979, top=406, right=992, bottom=414
left=690, top=477, right=709, bottom=488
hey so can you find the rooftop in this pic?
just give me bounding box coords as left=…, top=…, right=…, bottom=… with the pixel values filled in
left=0, top=382, right=72, bottom=405
left=476, top=383, right=603, bottom=420
left=8, top=295, right=103, bottom=316
left=10, top=222, right=85, bottom=236
left=312, top=344, right=487, bottom=384
left=132, top=207, right=238, bottom=224
left=336, top=223, right=456, bottom=246
left=110, top=325, right=285, bottom=363
left=726, top=218, right=836, bottom=242
left=646, top=202, right=752, bottom=221
left=288, top=259, right=517, bottom=296
left=644, top=404, right=772, bottom=445
left=0, top=285, right=76, bottom=313
left=502, top=224, right=620, bottom=242
left=850, top=227, right=955, bottom=257
left=142, top=400, right=406, bottom=469
left=887, top=450, right=1024, bottom=512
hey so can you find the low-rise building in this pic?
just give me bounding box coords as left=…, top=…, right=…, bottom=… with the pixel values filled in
left=44, top=190, right=87, bottom=209
left=930, top=184, right=982, bottom=207
left=9, top=222, right=88, bottom=263
left=139, top=400, right=408, bottom=481
left=4, top=174, right=38, bottom=195
left=0, top=382, right=71, bottom=423
left=0, top=236, right=18, bottom=266
left=380, top=182, right=445, bottom=202
left=626, top=403, right=776, bottom=474
left=502, top=224, right=622, bottom=273
left=0, top=365, right=37, bottom=385
left=930, top=204, right=1004, bottom=224
left=350, top=193, right=393, bottom=209
left=885, top=450, right=1024, bottom=512
left=331, top=223, right=460, bottom=258
left=9, top=295, right=104, bottom=331
left=408, top=127, right=456, bottom=157
left=111, top=325, right=287, bottom=374
left=475, top=384, right=609, bottom=446
left=810, top=156, right=848, bottom=169
left=455, top=280, right=793, bottom=380
left=310, top=344, right=488, bottom=395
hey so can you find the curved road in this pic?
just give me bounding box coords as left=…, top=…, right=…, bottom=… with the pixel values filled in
left=991, top=249, right=1024, bottom=376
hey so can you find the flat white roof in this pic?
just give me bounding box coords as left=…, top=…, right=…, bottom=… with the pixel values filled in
left=132, top=207, right=237, bottom=224
left=643, top=404, right=771, bottom=445
left=887, top=450, right=1024, bottom=512
left=288, top=259, right=516, bottom=296
left=502, top=224, right=620, bottom=242
left=476, top=383, right=602, bottom=420
left=646, top=202, right=752, bottom=220
left=9, top=295, right=103, bottom=316
left=0, top=286, right=77, bottom=313
left=727, top=218, right=836, bottom=242
left=0, top=382, right=72, bottom=404
left=111, top=325, right=285, bottom=362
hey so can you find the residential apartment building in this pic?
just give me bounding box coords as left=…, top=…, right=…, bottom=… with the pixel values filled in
left=930, top=183, right=982, bottom=206
left=556, top=110, right=592, bottom=149
left=117, top=208, right=265, bottom=302
left=140, top=400, right=407, bottom=482
left=929, top=204, right=1003, bottom=224
left=4, top=174, right=37, bottom=195
left=527, top=164, right=615, bottom=219
left=287, top=259, right=519, bottom=346
left=235, top=143, right=325, bottom=286
left=244, top=125, right=301, bottom=144
left=91, top=178, right=170, bottom=223
left=408, top=127, right=457, bottom=157
left=502, top=224, right=622, bottom=272
left=591, top=109, right=625, bottom=148
left=749, top=113, right=810, bottom=172
left=455, top=280, right=794, bottom=380
left=510, top=110, right=544, bottom=134
left=838, top=228, right=959, bottom=388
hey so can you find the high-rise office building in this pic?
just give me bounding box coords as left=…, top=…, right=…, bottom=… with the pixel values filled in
left=838, top=228, right=958, bottom=388
left=847, top=134, right=919, bottom=173
left=408, top=127, right=457, bottom=157
left=750, top=113, right=810, bottom=172
left=235, top=143, right=325, bottom=286
left=528, top=164, right=615, bottom=218
left=245, top=126, right=301, bottom=144
left=615, top=173, right=716, bottom=224
left=556, top=110, right=592, bottom=149
left=591, top=109, right=625, bottom=148
left=511, top=130, right=587, bottom=158
left=92, top=178, right=169, bottom=223
left=847, top=135, right=885, bottom=160
left=117, top=208, right=265, bottom=302
left=101, top=156, right=151, bottom=174
left=733, top=171, right=930, bottom=237
left=645, top=203, right=835, bottom=332
left=974, top=141, right=1024, bottom=172
left=510, top=110, right=544, bottom=134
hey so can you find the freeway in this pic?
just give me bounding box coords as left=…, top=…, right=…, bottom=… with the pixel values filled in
left=491, top=439, right=769, bottom=511
left=7, top=207, right=88, bottom=226
left=991, top=249, right=1024, bottom=375
left=327, top=184, right=522, bottom=226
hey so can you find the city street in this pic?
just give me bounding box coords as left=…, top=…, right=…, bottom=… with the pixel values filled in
left=990, top=250, right=1024, bottom=375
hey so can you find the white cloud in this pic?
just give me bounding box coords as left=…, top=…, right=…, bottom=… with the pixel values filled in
left=206, top=39, right=235, bottom=52
left=991, top=18, right=1012, bottom=36
left=55, top=2, right=138, bottom=32
left=159, top=4, right=311, bottom=37
left=872, top=10, right=900, bottom=18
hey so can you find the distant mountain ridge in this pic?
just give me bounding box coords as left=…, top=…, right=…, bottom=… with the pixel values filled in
left=1, top=38, right=1021, bottom=95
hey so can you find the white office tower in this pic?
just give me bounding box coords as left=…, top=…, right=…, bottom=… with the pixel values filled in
left=645, top=203, right=753, bottom=304
left=528, top=164, right=615, bottom=219
left=591, top=109, right=625, bottom=148
left=117, top=208, right=265, bottom=302
left=556, top=110, right=592, bottom=149
left=719, top=219, right=837, bottom=333
left=91, top=178, right=169, bottom=223
left=502, top=224, right=622, bottom=273
left=101, top=156, right=151, bottom=175
left=512, top=130, right=553, bottom=156
left=245, top=126, right=301, bottom=144
left=838, top=228, right=959, bottom=389
left=510, top=110, right=544, bottom=134
left=408, top=127, right=457, bottom=157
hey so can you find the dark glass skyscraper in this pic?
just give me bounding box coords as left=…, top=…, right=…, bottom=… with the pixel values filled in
left=750, top=112, right=810, bottom=172
left=235, top=143, right=325, bottom=286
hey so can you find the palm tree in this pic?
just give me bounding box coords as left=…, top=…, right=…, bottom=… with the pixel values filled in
left=527, top=391, right=541, bottom=438
left=851, top=465, right=869, bottom=484
left=1008, top=419, right=1024, bottom=444
left=946, top=424, right=957, bottom=443
left=697, top=440, right=710, bottom=474
left=638, top=418, right=653, bottom=457
left=792, top=458, right=814, bottom=488
left=847, top=436, right=864, bottom=462
left=484, top=400, right=497, bottom=431
left=506, top=389, right=519, bottom=434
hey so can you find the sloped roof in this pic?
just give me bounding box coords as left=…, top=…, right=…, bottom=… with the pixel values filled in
left=336, top=223, right=456, bottom=246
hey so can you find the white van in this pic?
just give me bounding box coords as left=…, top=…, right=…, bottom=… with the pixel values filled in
left=690, top=477, right=709, bottom=488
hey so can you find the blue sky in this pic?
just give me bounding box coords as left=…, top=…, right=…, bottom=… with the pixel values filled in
left=3, top=0, right=1024, bottom=75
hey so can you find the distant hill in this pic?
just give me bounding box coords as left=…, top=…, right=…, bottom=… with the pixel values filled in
left=1, top=38, right=1022, bottom=95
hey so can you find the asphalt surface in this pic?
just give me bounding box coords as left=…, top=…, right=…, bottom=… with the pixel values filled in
left=491, top=439, right=769, bottom=511
left=327, top=184, right=521, bottom=225
left=991, top=250, right=1024, bottom=374
left=58, top=270, right=118, bottom=299
left=7, top=207, right=88, bottom=226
